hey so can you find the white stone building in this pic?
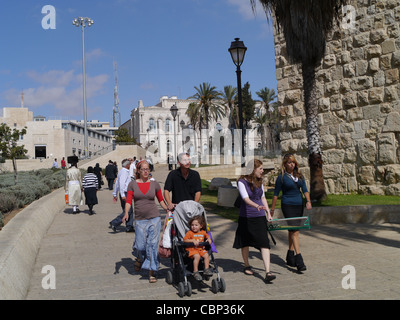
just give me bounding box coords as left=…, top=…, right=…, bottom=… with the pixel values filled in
left=0, top=107, right=113, bottom=161
left=123, top=96, right=266, bottom=164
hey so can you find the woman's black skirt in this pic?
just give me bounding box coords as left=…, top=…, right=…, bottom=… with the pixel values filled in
left=281, top=204, right=304, bottom=230
left=233, top=216, right=270, bottom=250
left=84, top=187, right=98, bottom=205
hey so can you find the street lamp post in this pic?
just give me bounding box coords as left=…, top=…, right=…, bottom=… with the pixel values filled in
left=73, top=17, right=94, bottom=159
left=229, top=38, right=247, bottom=167
left=170, top=103, right=178, bottom=169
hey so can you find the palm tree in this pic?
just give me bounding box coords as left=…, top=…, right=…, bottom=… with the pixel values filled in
left=252, top=109, right=269, bottom=151
left=251, top=0, right=347, bottom=201
left=220, top=85, right=238, bottom=129
left=256, top=87, right=278, bottom=151
left=188, top=82, right=224, bottom=130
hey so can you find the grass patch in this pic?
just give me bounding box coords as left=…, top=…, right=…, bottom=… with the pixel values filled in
left=200, top=180, right=400, bottom=222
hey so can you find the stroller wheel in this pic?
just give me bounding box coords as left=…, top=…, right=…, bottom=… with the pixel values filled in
left=211, top=278, right=226, bottom=294
left=219, top=277, right=226, bottom=293
left=166, top=270, right=173, bottom=285
left=211, top=278, right=219, bottom=294
left=186, top=281, right=192, bottom=297
left=178, top=282, right=185, bottom=298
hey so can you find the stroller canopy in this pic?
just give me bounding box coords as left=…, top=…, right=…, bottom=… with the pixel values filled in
left=173, top=200, right=206, bottom=239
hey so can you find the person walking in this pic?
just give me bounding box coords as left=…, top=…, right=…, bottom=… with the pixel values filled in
left=233, top=159, right=275, bottom=283
left=123, top=160, right=168, bottom=283
left=82, top=166, right=98, bottom=215
left=93, top=163, right=103, bottom=190
left=65, top=156, right=82, bottom=214
left=61, top=157, right=66, bottom=169
left=105, top=160, right=117, bottom=190
left=164, top=152, right=201, bottom=210
left=270, top=153, right=312, bottom=272
left=109, top=159, right=134, bottom=232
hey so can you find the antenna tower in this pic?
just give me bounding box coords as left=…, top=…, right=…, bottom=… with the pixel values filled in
left=113, top=61, right=121, bottom=127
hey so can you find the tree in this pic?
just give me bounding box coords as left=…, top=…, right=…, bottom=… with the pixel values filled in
left=220, top=85, right=238, bottom=129
left=256, top=87, right=279, bottom=151
left=241, top=82, right=256, bottom=129
left=252, top=110, right=269, bottom=151
left=114, top=127, right=132, bottom=143
left=188, top=82, right=224, bottom=130
left=0, top=123, right=28, bottom=185
left=251, top=0, right=347, bottom=201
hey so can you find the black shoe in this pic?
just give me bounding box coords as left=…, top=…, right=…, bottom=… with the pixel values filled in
left=295, top=254, right=307, bottom=272
left=125, top=227, right=135, bottom=232
left=265, top=272, right=276, bottom=283
left=109, top=223, right=117, bottom=232
left=286, top=250, right=296, bottom=267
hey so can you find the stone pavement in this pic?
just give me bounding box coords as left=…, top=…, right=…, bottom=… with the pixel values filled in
left=25, top=165, right=400, bottom=300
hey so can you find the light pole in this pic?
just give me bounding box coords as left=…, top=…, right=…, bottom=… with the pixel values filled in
left=73, top=17, right=94, bottom=159
left=180, top=120, right=185, bottom=153
left=229, top=38, right=247, bottom=167
left=170, top=103, right=178, bottom=169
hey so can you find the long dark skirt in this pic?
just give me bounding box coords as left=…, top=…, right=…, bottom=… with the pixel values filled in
left=233, top=216, right=270, bottom=250
left=84, top=187, right=98, bottom=205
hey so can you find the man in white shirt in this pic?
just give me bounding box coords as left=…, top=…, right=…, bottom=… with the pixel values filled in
left=109, top=159, right=134, bottom=232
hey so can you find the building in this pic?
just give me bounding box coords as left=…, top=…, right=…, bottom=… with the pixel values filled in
left=122, top=96, right=267, bottom=164
left=0, top=107, right=113, bottom=160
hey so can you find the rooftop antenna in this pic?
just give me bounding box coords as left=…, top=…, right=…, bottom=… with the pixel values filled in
left=21, top=91, right=24, bottom=108
left=113, top=61, right=121, bottom=128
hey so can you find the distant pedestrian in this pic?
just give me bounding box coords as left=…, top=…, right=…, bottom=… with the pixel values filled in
left=270, top=153, right=312, bottom=272
left=105, top=160, right=117, bottom=190
left=61, top=157, right=66, bottom=169
left=82, top=166, right=98, bottom=215
left=65, top=156, right=82, bottom=214
left=52, top=158, right=59, bottom=169
left=93, top=163, right=103, bottom=190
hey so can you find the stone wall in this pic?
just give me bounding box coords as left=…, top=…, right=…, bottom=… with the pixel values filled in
left=273, top=0, right=400, bottom=195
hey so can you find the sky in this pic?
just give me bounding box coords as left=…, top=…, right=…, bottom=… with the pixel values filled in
left=0, top=0, right=277, bottom=125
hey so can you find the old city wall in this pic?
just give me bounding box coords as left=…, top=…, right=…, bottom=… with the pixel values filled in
left=274, top=0, right=400, bottom=195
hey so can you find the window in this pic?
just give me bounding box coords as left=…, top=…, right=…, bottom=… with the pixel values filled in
left=149, top=118, right=155, bottom=132
left=165, top=119, right=171, bottom=132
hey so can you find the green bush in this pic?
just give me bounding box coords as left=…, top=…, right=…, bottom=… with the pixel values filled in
left=0, top=169, right=65, bottom=214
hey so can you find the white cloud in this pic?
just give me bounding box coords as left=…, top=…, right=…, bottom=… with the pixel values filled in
left=226, top=0, right=264, bottom=20
left=3, top=70, right=109, bottom=117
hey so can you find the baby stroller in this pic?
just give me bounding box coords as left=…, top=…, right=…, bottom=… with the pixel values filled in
left=165, top=200, right=226, bottom=297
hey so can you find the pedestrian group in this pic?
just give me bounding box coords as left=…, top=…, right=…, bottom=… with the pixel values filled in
left=64, top=152, right=311, bottom=284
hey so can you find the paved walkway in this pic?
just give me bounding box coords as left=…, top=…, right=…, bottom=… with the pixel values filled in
left=25, top=165, right=400, bottom=300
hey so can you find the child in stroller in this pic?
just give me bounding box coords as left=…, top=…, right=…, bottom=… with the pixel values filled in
left=165, top=200, right=226, bottom=297
left=184, top=215, right=213, bottom=281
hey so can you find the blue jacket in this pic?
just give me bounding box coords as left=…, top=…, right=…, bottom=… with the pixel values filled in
left=273, top=174, right=308, bottom=206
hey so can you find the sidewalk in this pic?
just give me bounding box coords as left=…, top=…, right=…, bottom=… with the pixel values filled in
left=25, top=165, right=400, bottom=300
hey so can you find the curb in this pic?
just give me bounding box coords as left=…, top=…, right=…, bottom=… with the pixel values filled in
left=273, top=205, right=400, bottom=224
left=0, top=188, right=65, bottom=300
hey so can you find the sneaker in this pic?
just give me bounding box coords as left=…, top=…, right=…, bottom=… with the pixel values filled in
left=193, top=272, right=202, bottom=281
left=204, top=268, right=213, bottom=277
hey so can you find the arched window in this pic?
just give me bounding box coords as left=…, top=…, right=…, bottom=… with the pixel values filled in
left=149, top=118, right=155, bottom=131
